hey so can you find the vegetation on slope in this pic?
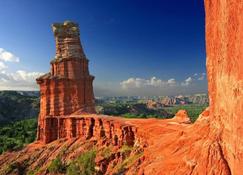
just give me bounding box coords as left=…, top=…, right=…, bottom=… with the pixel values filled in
left=67, top=149, right=96, bottom=175
left=44, top=144, right=142, bottom=175
left=48, top=156, right=66, bottom=174
left=97, top=103, right=173, bottom=119
left=0, top=118, right=37, bottom=154
left=0, top=91, right=39, bottom=125
left=97, top=102, right=207, bottom=122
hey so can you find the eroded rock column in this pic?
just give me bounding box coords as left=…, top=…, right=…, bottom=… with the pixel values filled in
left=36, top=21, right=96, bottom=143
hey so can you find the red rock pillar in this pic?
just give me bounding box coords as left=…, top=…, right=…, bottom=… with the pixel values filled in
left=36, top=21, right=96, bottom=143
left=205, top=0, right=243, bottom=174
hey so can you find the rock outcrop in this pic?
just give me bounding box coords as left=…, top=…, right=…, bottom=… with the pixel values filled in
left=205, top=0, right=243, bottom=174
left=171, top=109, right=191, bottom=124
left=0, top=0, right=242, bottom=174
left=43, top=114, right=137, bottom=147
left=36, top=21, right=96, bottom=143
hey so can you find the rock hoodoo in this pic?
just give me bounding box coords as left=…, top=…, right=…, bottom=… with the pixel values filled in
left=36, top=21, right=96, bottom=143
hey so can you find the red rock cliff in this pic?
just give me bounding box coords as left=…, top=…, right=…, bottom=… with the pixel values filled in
left=36, top=21, right=96, bottom=143
left=205, top=0, right=243, bottom=174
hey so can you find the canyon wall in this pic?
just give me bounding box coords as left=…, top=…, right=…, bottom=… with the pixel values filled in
left=205, top=0, right=243, bottom=174
left=43, top=114, right=137, bottom=145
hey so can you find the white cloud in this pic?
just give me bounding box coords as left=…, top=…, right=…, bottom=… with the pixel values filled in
left=0, top=48, right=43, bottom=90
left=13, top=70, right=43, bottom=82
left=0, top=70, right=44, bottom=90
left=181, top=77, right=193, bottom=86
left=0, top=62, right=7, bottom=70
left=186, top=77, right=193, bottom=82
left=120, top=77, right=177, bottom=89
left=120, top=73, right=207, bottom=90
left=117, top=74, right=208, bottom=96
left=192, top=72, right=207, bottom=81
left=120, top=78, right=147, bottom=89
left=0, top=48, right=20, bottom=62
left=198, top=72, right=206, bottom=80
left=167, top=78, right=176, bottom=86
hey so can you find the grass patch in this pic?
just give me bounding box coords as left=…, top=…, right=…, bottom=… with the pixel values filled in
left=5, top=161, right=27, bottom=175
left=100, top=146, right=112, bottom=159
left=114, top=152, right=144, bottom=174
left=67, top=149, right=96, bottom=175
left=47, top=157, right=66, bottom=173
left=27, top=167, right=40, bottom=175
left=119, top=144, right=133, bottom=154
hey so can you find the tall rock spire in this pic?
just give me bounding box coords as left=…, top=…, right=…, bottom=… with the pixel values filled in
left=36, top=21, right=95, bottom=143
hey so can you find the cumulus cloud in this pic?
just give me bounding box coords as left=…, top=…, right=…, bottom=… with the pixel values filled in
left=0, top=70, right=44, bottom=90
left=181, top=77, right=193, bottom=86
left=120, top=77, right=177, bottom=89
left=180, top=73, right=207, bottom=86
left=0, top=48, right=44, bottom=90
left=167, top=78, right=176, bottom=86
left=0, top=62, right=7, bottom=70
left=198, top=73, right=206, bottom=80
left=117, top=74, right=208, bottom=96
left=0, top=48, right=20, bottom=62
left=13, top=70, right=43, bottom=82
left=121, top=73, right=207, bottom=90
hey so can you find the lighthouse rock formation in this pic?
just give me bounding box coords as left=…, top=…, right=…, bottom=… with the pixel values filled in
left=0, top=0, right=242, bottom=174
left=36, top=21, right=96, bottom=143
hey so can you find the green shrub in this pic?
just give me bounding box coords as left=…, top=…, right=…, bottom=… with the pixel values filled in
left=67, top=162, right=80, bottom=175
left=0, top=118, right=37, bottom=154
left=114, top=152, right=143, bottom=174
left=27, top=166, right=40, bottom=175
left=67, top=149, right=96, bottom=175
left=100, top=147, right=112, bottom=159
left=5, top=161, right=27, bottom=175
left=48, top=157, right=66, bottom=173
left=119, top=144, right=133, bottom=154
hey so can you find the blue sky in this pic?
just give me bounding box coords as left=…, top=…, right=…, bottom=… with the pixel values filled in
left=0, top=0, right=207, bottom=96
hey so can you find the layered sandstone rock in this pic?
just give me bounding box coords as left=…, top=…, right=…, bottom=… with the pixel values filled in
left=44, top=114, right=137, bottom=147
left=36, top=21, right=96, bottom=143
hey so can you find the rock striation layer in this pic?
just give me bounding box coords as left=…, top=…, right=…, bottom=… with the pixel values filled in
left=36, top=21, right=96, bottom=143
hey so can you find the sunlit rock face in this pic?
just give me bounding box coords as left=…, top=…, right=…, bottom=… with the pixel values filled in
left=36, top=21, right=96, bottom=143
left=205, top=0, right=243, bottom=174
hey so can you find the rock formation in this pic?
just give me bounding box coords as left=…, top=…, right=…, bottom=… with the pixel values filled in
left=205, top=0, right=243, bottom=174
left=171, top=109, right=191, bottom=124
left=0, top=0, right=242, bottom=174
left=36, top=21, right=96, bottom=143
